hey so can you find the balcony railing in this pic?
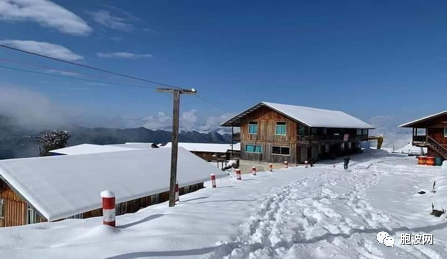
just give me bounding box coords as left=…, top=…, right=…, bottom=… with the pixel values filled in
left=412, top=135, right=427, bottom=143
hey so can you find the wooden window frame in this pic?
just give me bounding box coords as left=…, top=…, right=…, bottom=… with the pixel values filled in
left=271, top=146, right=291, bottom=156
left=245, top=144, right=263, bottom=154
left=0, top=199, right=4, bottom=219
left=275, top=121, right=287, bottom=136
left=248, top=121, right=258, bottom=135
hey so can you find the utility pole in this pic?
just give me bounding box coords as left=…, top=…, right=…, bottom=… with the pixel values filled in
left=156, top=87, right=197, bottom=207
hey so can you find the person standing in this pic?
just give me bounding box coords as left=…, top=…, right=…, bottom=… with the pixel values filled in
left=343, top=156, right=351, bottom=170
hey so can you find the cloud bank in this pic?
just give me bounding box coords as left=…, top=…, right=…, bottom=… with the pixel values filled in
left=0, top=40, right=83, bottom=61
left=96, top=52, right=152, bottom=59
left=0, top=0, right=92, bottom=36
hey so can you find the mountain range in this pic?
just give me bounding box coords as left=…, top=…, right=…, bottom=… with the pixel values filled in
left=0, top=115, right=232, bottom=160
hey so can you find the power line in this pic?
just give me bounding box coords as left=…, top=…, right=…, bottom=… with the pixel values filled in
left=0, top=44, right=236, bottom=114
left=0, top=43, right=181, bottom=89
left=0, top=64, right=156, bottom=90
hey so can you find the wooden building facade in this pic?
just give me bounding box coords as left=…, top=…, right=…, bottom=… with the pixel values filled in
left=222, top=102, right=373, bottom=164
left=0, top=177, right=203, bottom=228
left=400, top=111, right=447, bottom=159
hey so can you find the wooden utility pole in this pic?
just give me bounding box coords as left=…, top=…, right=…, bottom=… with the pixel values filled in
left=156, top=87, right=197, bottom=207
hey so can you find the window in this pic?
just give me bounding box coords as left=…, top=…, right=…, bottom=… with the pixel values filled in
left=245, top=144, right=262, bottom=153
left=444, top=128, right=447, bottom=137
left=341, top=143, right=345, bottom=151
left=298, top=125, right=306, bottom=136
left=276, top=122, right=287, bottom=135
left=362, top=129, right=368, bottom=135
left=272, top=146, right=290, bottom=156
left=348, top=142, right=352, bottom=149
left=322, top=128, right=327, bottom=135
left=325, top=144, right=330, bottom=152
left=0, top=199, right=4, bottom=219
left=357, top=129, right=362, bottom=135
left=248, top=122, right=258, bottom=134
left=27, top=206, right=37, bottom=224
left=311, top=128, right=317, bottom=135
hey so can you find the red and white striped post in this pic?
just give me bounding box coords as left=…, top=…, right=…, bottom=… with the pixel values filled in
left=175, top=182, right=179, bottom=202
left=284, top=160, right=288, bottom=168
left=268, top=163, right=273, bottom=172
left=236, top=169, right=242, bottom=180
left=210, top=173, right=216, bottom=188
left=305, top=161, right=308, bottom=168
left=101, top=190, right=116, bottom=227
left=252, top=166, right=257, bottom=176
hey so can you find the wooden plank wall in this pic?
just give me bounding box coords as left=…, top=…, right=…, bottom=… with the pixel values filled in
left=0, top=180, right=27, bottom=227
left=240, top=106, right=300, bottom=163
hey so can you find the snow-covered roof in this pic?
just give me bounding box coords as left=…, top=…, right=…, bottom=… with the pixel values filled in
left=399, top=111, right=447, bottom=128
left=0, top=147, right=226, bottom=221
left=107, top=142, right=157, bottom=149
left=221, top=102, right=374, bottom=129
left=164, top=142, right=240, bottom=153
left=50, top=144, right=138, bottom=155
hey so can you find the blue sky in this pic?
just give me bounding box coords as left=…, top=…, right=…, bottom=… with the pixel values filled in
left=0, top=0, right=446, bottom=133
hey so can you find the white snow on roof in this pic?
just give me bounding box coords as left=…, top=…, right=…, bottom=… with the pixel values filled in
left=0, top=147, right=226, bottom=221
left=262, top=102, right=374, bottom=128
left=50, top=144, right=138, bottom=155
left=399, top=111, right=447, bottom=127
left=108, top=143, right=157, bottom=149
left=165, top=142, right=240, bottom=153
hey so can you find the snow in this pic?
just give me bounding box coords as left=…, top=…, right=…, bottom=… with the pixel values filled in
left=165, top=142, right=240, bottom=153
left=394, top=143, right=427, bottom=156
left=50, top=143, right=139, bottom=155
left=2, top=150, right=447, bottom=258
left=0, top=147, right=225, bottom=221
left=107, top=142, right=157, bottom=149
left=222, top=101, right=374, bottom=129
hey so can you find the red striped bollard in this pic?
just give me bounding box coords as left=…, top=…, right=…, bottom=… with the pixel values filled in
left=252, top=166, right=257, bottom=176
left=101, top=190, right=116, bottom=227
left=284, top=160, right=288, bottom=168
left=175, top=182, right=179, bottom=202
left=268, top=163, right=273, bottom=172
left=305, top=161, right=308, bottom=168
left=236, top=169, right=241, bottom=180
left=210, top=173, right=216, bottom=188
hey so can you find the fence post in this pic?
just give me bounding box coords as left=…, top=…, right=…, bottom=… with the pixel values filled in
left=101, top=190, right=116, bottom=227
left=236, top=169, right=242, bottom=180
left=252, top=166, right=257, bottom=176
left=211, top=173, right=217, bottom=188
left=268, top=163, right=273, bottom=172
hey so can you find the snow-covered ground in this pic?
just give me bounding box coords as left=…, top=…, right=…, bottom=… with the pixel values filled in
left=1, top=150, right=447, bottom=258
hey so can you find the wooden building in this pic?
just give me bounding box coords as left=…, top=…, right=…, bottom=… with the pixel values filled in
left=221, top=102, right=373, bottom=164
left=164, top=142, right=240, bottom=162
left=0, top=147, right=224, bottom=227
left=399, top=111, right=447, bottom=159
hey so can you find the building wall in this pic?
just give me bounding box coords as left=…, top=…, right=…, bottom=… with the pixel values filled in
left=240, top=106, right=300, bottom=163
left=0, top=179, right=204, bottom=228
left=239, top=106, right=365, bottom=164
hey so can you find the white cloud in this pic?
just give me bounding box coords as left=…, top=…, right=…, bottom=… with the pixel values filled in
left=96, top=52, right=152, bottom=59
left=199, top=113, right=233, bottom=133
left=0, top=0, right=92, bottom=36
left=0, top=40, right=83, bottom=61
left=87, top=10, right=133, bottom=31
left=46, top=69, right=81, bottom=77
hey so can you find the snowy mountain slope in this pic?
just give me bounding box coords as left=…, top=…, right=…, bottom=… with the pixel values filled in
left=1, top=151, right=446, bottom=258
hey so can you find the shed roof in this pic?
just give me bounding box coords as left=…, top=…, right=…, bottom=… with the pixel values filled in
left=399, top=111, right=447, bottom=128
left=0, top=147, right=226, bottom=221
left=221, top=102, right=374, bottom=129
left=50, top=144, right=138, bottom=155
left=164, top=142, right=240, bottom=153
